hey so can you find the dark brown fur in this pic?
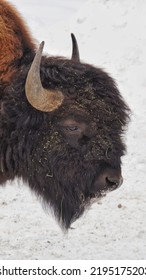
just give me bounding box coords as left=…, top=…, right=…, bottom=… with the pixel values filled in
left=0, top=1, right=130, bottom=229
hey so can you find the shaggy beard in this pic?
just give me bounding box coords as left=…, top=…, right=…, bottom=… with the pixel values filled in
left=42, top=180, right=113, bottom=230
left=34, top=167, right=114, bottom=230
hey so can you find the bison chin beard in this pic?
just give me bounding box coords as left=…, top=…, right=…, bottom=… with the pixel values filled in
left=27, top=157, right=123, bottom=230
left=42, top=184, right=90, bottom=230
left=40, top=171, right=122, bottom=230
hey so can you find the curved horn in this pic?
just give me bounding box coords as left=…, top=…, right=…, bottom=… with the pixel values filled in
left=25, top=41, right=64, bottom=112
left=71, top=33, right=80, bottom=62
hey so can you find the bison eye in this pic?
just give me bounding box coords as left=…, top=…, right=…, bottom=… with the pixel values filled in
left=65, top=126, right=80, bottom=132
left=59, top=118, right=87, bottom=136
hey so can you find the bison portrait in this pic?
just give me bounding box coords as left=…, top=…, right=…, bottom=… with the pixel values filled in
left=0, top=0, right=130, bottom=229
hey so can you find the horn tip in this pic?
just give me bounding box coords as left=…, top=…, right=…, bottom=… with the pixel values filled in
left=71, top=33, right=75, bottom=42
left=39, top=41, right=45, bottom=52
left=41, top=41, right=45, bottom=46
left=70, top=33, right=80, bottom=62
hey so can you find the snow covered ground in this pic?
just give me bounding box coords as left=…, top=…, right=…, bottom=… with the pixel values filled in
left=0, top=0, right=146, bottom=259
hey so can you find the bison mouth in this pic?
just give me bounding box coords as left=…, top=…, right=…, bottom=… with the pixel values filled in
left=84, top=171, right=123, bottom=203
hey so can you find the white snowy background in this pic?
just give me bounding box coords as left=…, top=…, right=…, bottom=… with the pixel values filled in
left=0, top=0, right=146, bottom=259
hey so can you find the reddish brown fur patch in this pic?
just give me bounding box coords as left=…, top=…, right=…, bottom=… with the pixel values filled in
left=0, top=0, right=35, bottom=83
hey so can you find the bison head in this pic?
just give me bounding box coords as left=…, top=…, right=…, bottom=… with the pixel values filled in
left=1, top=33, right=130, bottom=229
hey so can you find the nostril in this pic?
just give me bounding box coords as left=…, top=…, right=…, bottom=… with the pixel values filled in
left=106, top=176, right=123, bottom=188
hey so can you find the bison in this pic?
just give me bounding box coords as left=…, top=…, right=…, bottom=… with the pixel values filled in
left=0, top=0, right=130, bottom=229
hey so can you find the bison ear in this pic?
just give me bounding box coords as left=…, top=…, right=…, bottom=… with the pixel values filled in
left=71, top=33, right=80, bottom=62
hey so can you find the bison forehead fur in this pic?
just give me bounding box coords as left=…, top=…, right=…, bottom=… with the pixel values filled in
left=0, top=0, right=130, bottom=229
